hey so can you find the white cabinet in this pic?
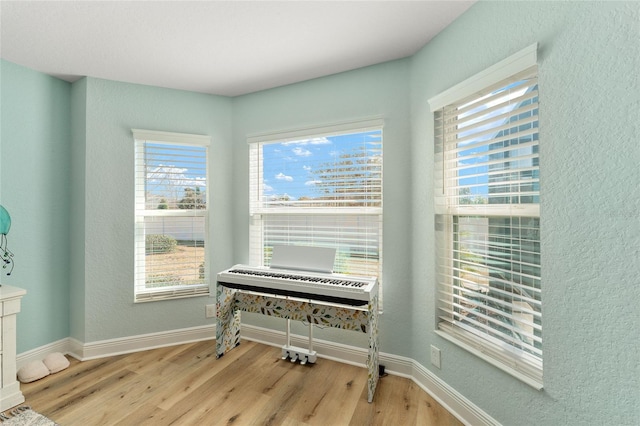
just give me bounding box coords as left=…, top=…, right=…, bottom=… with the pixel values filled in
left=0, top=285, right=26, bottom=411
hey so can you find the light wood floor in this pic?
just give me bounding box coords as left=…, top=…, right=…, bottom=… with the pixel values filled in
left=19, top=340, right=463, bottom=425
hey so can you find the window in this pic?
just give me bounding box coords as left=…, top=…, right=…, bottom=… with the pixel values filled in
left=248, top=121, right=383, bottom=300
left=429, top=45, right=542, bottom=387
left=133, top=129, right=210, bottom=302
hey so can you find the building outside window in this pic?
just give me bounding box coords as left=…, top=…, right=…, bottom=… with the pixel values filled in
left=248, top=121, right=383, bottom=300
left=133, top=129, right=210, bottom=302
left=429, top=45, right=542, bottom=387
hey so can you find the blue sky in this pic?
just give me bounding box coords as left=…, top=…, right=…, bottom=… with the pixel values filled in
left=261, top=130, right=382, bottom=200
left=143, top=143, right=207, bottom=205
left=453, top=81, right=535, bottom=197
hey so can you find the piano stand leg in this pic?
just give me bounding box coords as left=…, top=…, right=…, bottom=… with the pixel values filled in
left=281, top=319, right=317, bottom=364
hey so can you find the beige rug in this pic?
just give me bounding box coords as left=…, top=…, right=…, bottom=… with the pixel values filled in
left=0, top=406, right=58, bottom=426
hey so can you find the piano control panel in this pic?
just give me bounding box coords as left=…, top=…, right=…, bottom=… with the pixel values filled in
left=217, top=264, right=378, bottom=306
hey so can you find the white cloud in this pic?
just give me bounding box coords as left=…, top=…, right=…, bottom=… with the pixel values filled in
left=275, top=172, right=293, bottom=182
left=292, top=147, right=312, bottom=157
left=305, top=180, right=322, bottom=186
left=307, top=137, right=331, bottom=145
left=303, top=165, right=312, bottom=171
left=269, top=193, right=296, bottom=201
left=281, top=137, right=330, bottom=146
left=147, top=164, right=206, bottom=187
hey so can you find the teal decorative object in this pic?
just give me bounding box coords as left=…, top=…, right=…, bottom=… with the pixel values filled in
left=0, top=204, right=15, bottom=276
left=0, top=205, right=10, bottom=234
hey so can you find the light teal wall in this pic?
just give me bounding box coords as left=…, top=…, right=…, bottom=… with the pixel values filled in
left=231, top=60, right=414, bottom=351
left=410, top=1, right=639, bottom=425
left=1, top=62, right=236, bottom=349
left=74, top=77, right=234, bottom=342
left=69, top=78, right=87, bottom=342
left=1, top=1, right=638, bottom=423
left=0, top=59, right=72, bottom=352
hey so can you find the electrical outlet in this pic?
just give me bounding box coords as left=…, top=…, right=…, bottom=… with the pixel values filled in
left=205, top=304, right=216, bottom=318
left=430, top=345, right=441, bottom=369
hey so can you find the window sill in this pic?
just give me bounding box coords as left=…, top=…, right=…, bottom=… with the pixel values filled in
left=135, top=285, right=210, bottom=303
left=435, top=326, right=543, bottom=390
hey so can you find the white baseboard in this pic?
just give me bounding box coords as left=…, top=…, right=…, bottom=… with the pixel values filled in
left=73, top=324, right=217, bottom=361
left=17, top=324, right=216, bottom=366
left=411, top=359, right=499, bottom=426
left=16, top=338, right=71, bottom=369
left=18, top=323, right=497, bottom=425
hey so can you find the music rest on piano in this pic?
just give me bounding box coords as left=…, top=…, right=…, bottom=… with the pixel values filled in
left=217, top=265, right=378, bottom=306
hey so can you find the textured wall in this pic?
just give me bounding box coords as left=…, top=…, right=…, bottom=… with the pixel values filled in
left=410, top=1, right=639, bottom=424
left=69, top=78, right=87, bottom=342
left=2, top=1, right=638, bottom=423
left=231, top=60, right=414, bottom=353
left=77, top=77, right=234, bottom=342
left=0, top=60, right=72, bottom=352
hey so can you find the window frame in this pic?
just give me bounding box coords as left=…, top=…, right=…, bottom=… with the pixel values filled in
left=132, top=129, right=211, bottom=302
left=429, top=45, right=543, bottom=389
left=247, top=120, right=384, bottom=303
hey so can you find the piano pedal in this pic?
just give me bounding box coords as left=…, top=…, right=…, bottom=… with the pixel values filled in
left=281, top=346, right=317, bottom=365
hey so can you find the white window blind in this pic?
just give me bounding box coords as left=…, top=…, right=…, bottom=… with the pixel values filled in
left=431, top=47, right=542, bottom=387
left=249, top=123, right=383, bottom=301
left=133, top=129, right=210, bottom=302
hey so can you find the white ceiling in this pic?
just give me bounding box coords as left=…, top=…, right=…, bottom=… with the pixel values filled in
left=0, top=1, right=475, bottom=97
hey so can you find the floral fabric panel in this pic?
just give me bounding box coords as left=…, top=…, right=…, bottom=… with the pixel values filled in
left=233, top=291, right=371, bottom=331
left=215, top=285, right=242, bottom=356
left=366, top=292, right=380, bottom=402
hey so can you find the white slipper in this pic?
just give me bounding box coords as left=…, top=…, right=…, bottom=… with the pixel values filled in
left=17, top=360, right=50, bottom=383
left=43, top=352, right=70, bottom=374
